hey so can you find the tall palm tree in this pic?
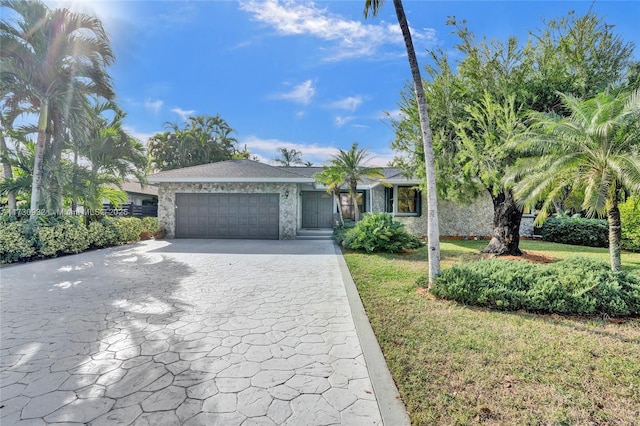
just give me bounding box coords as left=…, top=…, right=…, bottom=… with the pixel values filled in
left=364, top=0, right=441, bottom=282
left=511, top=90, right=640, bottom=272
left=327, top=143, right=384, bottom=222
left=0, top=0, right=114, bottom=219
left=274, top=147, right=303, bottom=166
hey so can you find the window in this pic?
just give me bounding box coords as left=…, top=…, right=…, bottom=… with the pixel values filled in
left=340, top=191, right=365, bottom=220
left=386, top=186, right=421, bottom=216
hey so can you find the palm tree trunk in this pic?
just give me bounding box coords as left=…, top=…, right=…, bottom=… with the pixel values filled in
left=608, top=196, right=622, bottom=273
left=482, top=190, right=523, bottom=256
left=0, top=129, right=17, bottom=216
left=29, top=100, right=49, bottom=220
left=393, top=0, right=440, bottom=284
left=351, top=181, right=359, bottom=221
left=333, top=189, right=344, bottom=226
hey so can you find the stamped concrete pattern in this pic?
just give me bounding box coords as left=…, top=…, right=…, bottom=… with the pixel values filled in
left=1, top=239, right=388, bottom=425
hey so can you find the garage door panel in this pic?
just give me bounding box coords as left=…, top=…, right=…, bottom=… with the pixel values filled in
left=175, top=193, right=279, bottom=239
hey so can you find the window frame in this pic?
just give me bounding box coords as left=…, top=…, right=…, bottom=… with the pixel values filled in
left=385, top=185, right=421, bottom=217
left=339, top=190, right=366, bottom=220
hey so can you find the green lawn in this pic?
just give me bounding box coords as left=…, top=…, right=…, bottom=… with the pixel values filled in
left=345, top=240, right=640, bottom=425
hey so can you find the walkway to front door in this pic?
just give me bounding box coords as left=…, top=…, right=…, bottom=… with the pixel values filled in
left=301, top=191, right=333, bottom=228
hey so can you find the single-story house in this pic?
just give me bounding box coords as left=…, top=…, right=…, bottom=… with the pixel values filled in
left=148, top=159, right=533, bottom=240
left=107, top=180, right=159, bottom=206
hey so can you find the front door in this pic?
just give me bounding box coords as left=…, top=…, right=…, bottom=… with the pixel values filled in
left=302, top=191, right=333, bottom=228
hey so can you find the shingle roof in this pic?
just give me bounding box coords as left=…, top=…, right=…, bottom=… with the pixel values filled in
left=148, top=160, right=418, bottom=185
left=148, top=159, right=315, bottom=183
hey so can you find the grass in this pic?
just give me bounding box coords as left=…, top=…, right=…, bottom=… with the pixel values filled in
left=344, top=240, right=640, bottom=425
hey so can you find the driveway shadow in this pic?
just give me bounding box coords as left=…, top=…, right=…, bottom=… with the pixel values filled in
left=148, top=238, right=338, bottom=256
left=0, top=243, right=195, bottom=423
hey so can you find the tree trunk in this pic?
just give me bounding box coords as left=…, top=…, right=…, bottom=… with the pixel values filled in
left=333, top=189, right=344, bottom=226
left=0, top=128, right=17, bottom=216
left=607, top=196, right=622, bottom=273
left=393, top=0, right=440, bottom=284
left=351, top=180, right=360, bottom=221
left=482, top=190, right=523, bottom=256
left=49, top=111, right=65, bottom=211
left=29, top=100, right=49, bottom=220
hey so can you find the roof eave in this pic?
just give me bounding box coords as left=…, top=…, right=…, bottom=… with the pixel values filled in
left=148, top=177, right=316, bottom=184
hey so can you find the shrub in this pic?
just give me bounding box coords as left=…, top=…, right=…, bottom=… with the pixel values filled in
left=620, top=196, right=640, bottom=252
left=0, top=221, right=36, bottom=263
left=36, top=216, right=89, bottom=257
left=333, top=220, right=356, bottom=246
left=342, top=213, right=422, bottom=253
left=427, top=257, right=640, bottom=317
left=88, top=217, right=120, bottom=249
left=141, top=217, right=158, bottom=235
left=112, top=217, right=143, bottom=243
left=541, top=217, right=609, bottom=247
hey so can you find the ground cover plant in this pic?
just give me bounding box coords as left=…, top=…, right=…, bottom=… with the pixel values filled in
left=344, top=240, right=640, bottom=425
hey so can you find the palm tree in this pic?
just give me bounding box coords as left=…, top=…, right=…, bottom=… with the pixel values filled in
left=274, top=147, right=303, bottom=166
left=327, top=143, right=384, bottom=221
left=511, top=90, right=640, bottom=272
left=364, top=0, right=441, bottom=282
left=313, top=166, right=346, bottom=226
left=0, top=0, right=114, bottom=219
left=72, top=100, right=147, bottom=210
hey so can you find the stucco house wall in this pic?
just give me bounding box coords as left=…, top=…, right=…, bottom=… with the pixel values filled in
left=158, top=182, right=299, bottom=239
left=370, top=186, right=495, bottom=238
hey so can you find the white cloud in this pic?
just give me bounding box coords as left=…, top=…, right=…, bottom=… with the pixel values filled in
left=240, top=135, right=393, bottom=167
left=334, top=116, right=354, bottom=128
left=331, top=96, right=363, bottom=112
left=276, top=80, right=316, bottom=105
left=171, top=108, right=196, bottom=122
left=123, top=126, right=158, bottom=146
left=144, top=99, right=163, bottom=114
left=239, top=0, right=437, bottom=61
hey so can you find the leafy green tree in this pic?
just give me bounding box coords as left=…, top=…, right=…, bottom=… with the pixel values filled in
left=528, top=10, right=635, bottom=111
left=0, top=0, right=115, bottom=218
left=510, top=90, right=640, bottom=272
left=364, top=0, right=441, bottom=282
left=273, top=147, right=303, bottom=166
left=390, top=11, right=635, bottom=256
left=325, top=142, right=384, bottom=222
left=148, top=114, right=240, bottom=171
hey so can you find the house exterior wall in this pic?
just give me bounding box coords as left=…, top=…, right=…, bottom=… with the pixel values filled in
left=158, top=182, right=299, bottom=239
left=370, top=186, right=494, bottom=238
left=370, top=187, right=536, bottom=238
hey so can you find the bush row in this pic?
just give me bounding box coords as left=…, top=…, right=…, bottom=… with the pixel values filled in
left=423, top=257, right=640, bottom=317
left=0, top=216, right=159, bottom=264
left=336, top=213, right=422, bottom=253
left=540, top=217, right=609, bottom=247
left=538, top=196, right=640, bottom=252
left=620, top=196, right=640, bottom=252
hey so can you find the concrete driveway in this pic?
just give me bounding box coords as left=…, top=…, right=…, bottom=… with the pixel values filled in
left=0, top=239, right=408, bottom=425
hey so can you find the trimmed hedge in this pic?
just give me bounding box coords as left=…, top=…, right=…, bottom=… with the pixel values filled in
left=424, top=257, right=640, bottom=317
left=541, top=217, right=609, bottom=247
left=620, top=196, right=640, bottom=252
left=0, top=221, right=36, bottom=264
left=0, top=216, right=147, bottom=264
left=342, top=213, right=422, bottom=253
left=36, top=216, right=90, bottom=257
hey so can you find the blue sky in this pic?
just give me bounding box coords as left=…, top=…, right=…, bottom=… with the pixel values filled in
left=54, top=0, right=639, bottom=166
